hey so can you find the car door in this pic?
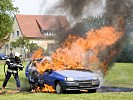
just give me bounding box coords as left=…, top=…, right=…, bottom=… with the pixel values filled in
left=42, top=72, right=53, bottom=85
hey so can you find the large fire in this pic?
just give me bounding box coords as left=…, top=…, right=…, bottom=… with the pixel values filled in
left=35, top=26, right=123, bottom=74
left=32, top=48, right=44, bottom=60
left=32, top=26, right=124, bottom=92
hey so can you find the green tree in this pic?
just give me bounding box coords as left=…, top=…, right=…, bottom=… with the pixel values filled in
left=28, top=43, right=39, bottom=53
left=10, top=37, right=29, bottom=58
left=11, top=37, right=29, bottom=49
left=0, top=0, right=18, bottom=47
left=17, top=37, right=29, bottom=48
left=16, top=37, right=29, bottom=58
left=11, top=37, right=41, bottom=58
left=10, top=41, right=19, bottom=48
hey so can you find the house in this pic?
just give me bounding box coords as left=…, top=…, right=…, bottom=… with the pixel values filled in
left=0, top=14, right=71, bottom=58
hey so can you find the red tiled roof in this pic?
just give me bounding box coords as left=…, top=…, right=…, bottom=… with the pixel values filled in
left=15, top=14, right=71, bottom=38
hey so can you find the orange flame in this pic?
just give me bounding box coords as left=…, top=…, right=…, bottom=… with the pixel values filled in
left=42, top=84, right=55, bottom=93
left=32, top=48, right=44, bottom=60
left=36, top=84, right=55, bottom=93
left=36, top=26, right=123, bottom=74
left=32, top=26, right=124, bottom=92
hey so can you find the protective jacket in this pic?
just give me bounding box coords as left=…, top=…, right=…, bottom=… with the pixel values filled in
left=6, top=57, right=24, bottom=74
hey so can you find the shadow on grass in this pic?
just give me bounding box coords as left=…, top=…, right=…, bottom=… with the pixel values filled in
left=98, top=86, right=133, bottom=92
left=59, top=86, right=133, bottom=94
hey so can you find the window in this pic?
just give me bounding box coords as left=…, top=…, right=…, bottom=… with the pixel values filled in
left=17, top=31, right=19, bottom=36
left=42, top=29, right=55, bottom=36
left=49, top=32, right=54, bottom=36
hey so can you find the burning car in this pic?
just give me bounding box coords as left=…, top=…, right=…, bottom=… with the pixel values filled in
left=25, top=59, right=100, bottom=94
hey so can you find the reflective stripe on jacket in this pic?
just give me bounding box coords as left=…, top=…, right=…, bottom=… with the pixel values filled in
left=7, top=69, right=18, bottom=74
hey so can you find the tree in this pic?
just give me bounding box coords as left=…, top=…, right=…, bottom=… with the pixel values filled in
left=10, top=37, right=29, bottom=58
left=0, top=0, right=18, bottom=47
left=117, top=42, right=133, bottom=62
left=10, top=41, right=18, bottom=48
left=17, top=37, right=29, bottom=58
left=10, top=37, right=40, bottom=58
left=28, top=43, right=39, bottom=53
left=17, top=37, right=29, bottom=48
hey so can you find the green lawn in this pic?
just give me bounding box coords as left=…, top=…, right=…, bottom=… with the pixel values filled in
left=104, top=63, right=133, bottom=88
left=0, top=62, right=133, bottom=100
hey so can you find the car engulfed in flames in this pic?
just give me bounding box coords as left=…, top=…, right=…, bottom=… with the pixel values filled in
left=25, top=59, right=100, bottom=94
left=25, top=26, right=124, bottom=94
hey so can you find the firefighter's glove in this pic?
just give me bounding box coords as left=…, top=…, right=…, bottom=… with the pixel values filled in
left=19, top=66, right=24, bottom=71
left=17, top=65, right=24, bottom=71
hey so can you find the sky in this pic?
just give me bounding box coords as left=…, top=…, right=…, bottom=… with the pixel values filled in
left=13, top=0, right=105, bottom=23
left=13, top=0, right=44, bottom=15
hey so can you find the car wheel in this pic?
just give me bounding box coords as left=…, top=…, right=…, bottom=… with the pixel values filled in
left=55, top=82, right=63, bottom=94
left=88, top=89, right=97, bottom=93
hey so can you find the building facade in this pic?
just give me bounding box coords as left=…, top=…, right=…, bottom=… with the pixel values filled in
left=0, top=14, right=71, bottom=58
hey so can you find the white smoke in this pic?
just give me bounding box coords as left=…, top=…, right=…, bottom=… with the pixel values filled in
left=93, top=70, right=104, bottom=87
left=40, top=0, right=61, bottom=14
left=40, top=0, right=106, bottom=26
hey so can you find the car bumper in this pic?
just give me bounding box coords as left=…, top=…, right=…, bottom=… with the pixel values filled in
left=62, top=80, right=100, bottom=91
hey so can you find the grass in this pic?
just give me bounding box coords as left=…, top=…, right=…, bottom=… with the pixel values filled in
left=0, top=61, right=133, bottom=100
left=0, top=61, right=30, bottom=90
left=104, top=63, right=133, bottom=88
left=0, top=92, right=133, bottom=100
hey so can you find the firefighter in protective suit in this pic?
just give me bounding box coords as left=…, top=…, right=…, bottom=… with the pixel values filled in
left=2, top=52, right=24, bottom=92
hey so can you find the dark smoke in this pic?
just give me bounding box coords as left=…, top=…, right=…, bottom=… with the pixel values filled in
left=102, top=0, right=133, bottom=70
left=41, top=0, right=133, bottom=35
left=58, top=0, right=91, bottom=18
left=53, top=0, right=104, bottom=42
left=41, top=0, right=105, bottom=35
left=105, top=0, right=133, bottom=32
left=42, top=0, right=104, bottom=20
left=58, top=0, right=133, bottom=72
left=57, top=0, right=104, bottom=28
left=112, top=1, right=133, bottom=62
left=41, top=0, right=133, bottom=66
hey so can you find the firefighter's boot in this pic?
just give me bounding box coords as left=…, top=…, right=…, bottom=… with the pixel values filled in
left=16, top=87, right=21, bottom=93
left=2, top=87, right=5, bottom=92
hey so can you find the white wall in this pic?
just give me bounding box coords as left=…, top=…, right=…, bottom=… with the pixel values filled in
left=0, top=17, right=55, bottom=58
left=29, top=39, right=55, bottom=50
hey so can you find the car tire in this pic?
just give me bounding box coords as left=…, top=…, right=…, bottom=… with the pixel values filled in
left=55, top=82, right=63, bottom=94
left=88, top=89, right=97, bottom=93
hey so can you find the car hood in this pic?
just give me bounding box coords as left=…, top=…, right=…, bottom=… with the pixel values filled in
left=54, top=70, right=98, bottom=80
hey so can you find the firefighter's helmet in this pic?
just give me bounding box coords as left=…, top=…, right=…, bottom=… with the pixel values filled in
left=14, top=52, right=20, bottom=57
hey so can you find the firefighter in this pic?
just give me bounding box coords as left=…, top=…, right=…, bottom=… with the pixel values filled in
left=2, top=52, right=24, bottom=92
left=29, top=70, right=39, bottom=92
left=28, top=59, right=44, bottom=93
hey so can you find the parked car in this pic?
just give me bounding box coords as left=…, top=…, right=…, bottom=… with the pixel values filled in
left=25, top=60, right=100, bottom=94
left=0, top=53, right=8, bottom=60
